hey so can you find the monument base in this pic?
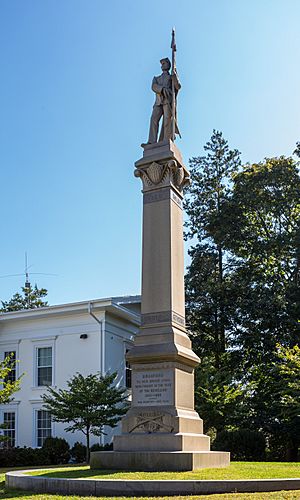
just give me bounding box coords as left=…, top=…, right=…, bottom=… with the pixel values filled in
left=90, top=450, right=230, bottom=471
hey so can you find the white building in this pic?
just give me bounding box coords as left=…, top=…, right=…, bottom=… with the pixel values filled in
left=0, top=295, right=140, bottom=449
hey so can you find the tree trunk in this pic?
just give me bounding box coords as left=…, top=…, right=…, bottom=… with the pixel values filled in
left=218, top=244, right=226, bottom=353
left=86, top=427, right=90, bottom=463
left=285, top=443, right=298, bottom=462
left=214, top=309, right=220, bottom=369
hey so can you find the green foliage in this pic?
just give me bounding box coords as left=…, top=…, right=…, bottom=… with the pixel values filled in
left=42, top=372, right=128, bottom=462
left=185, top=130, right=241, bottom=372
left=194, top=360, right=245, bottom=433
left=185, top=129, right=241, bottom=243
left=90, top=442, right=113, bottom=451
left=0, top=438, right=71, bottom=468
left=70, top=441, right=113, bottom=463
left=70, top=442, right=86, bottom=463
left=0, top=353, right=23, bottom=445
left=275, top=344, right=300, bottom=419
left=41, top=437, right=70, bottom=465
left=186, top=132, right=300, bottom=460
left=212, top=429, right=266, bottom=461
left=185, top=130, right=243, bottom=431
left=0, top=284, right=48, bottom=312
left=235, top=346, right=300, bottom=461
left=262, top=344, right=300, bottom=461
left=223, top=158, right=300, bottom=366
left=0, top=446, right=51, bottom=467
left=0, top=353, right=21, bottom=405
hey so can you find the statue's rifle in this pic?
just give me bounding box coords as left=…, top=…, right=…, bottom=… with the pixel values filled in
left=171, top=28, right=181, bottom=140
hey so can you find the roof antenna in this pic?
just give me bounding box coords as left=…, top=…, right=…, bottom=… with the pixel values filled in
left=24, top=252, right=31, bottom=289
left=24, top=252, right=32, bottom=307
left=0, top=254, right=58, bottom=300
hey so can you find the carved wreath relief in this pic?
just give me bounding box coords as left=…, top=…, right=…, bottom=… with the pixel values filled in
left=134, top=160, right=190, bottom=192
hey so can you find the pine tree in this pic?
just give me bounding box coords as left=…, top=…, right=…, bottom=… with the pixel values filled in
left=185, top=130, right=241, bottom=366
left=185, top=130, right=242, bottom=433
left=1, top=284, right=48, bottom=312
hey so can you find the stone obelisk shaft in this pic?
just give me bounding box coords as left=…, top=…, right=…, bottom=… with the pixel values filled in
left=128, top=140, right=199, bottom=368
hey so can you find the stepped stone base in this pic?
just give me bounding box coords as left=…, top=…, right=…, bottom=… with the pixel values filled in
left=90, top=450, right=230, bottom=471
left=114, top=432, right=210, bottom=452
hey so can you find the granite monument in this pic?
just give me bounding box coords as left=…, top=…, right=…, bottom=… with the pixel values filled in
left=90, top=30, right=230, bottom=471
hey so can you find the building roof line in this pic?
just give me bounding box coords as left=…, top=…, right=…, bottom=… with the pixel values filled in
left=0, top=295, right=141, bottom=324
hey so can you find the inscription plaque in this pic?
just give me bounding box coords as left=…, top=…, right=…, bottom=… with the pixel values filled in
left=132, top=369, right=173, bottom=406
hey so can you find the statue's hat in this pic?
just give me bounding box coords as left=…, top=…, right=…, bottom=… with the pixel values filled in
left=160, top=57, right=171, bottom=66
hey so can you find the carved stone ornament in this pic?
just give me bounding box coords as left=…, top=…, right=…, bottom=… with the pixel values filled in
left=146, top=162, right=167, bottom=185
left=129, top=412, right=174, bottom=434
left=134, top=159, right=190, bottom=192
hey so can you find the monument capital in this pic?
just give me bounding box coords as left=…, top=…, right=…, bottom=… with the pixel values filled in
left=134, top=141, right=190, bottom=194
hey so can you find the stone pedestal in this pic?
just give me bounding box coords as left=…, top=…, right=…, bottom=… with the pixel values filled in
left=90, top=141, right=230, bottom=471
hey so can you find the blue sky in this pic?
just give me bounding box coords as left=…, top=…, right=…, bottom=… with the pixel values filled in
left=1, top=0, right=300, bottom=305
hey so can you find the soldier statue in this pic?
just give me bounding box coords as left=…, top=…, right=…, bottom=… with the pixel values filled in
left=144, top=30, right=181, bottom=145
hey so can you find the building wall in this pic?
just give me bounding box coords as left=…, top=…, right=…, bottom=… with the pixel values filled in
left=0, top=306, right=137, bottom=449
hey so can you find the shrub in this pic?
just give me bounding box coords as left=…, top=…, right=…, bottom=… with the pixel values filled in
left=266, top=433, right=286, bottom=461
left=70, top=442, right=113, bottom=463
left=212, top=428, right=266, bottom=461
left=42, top=437, right=70, bottom=464
left=70, top=442, right=86, bottom=463
left=0, top=446, right=50, bottom=467
left=90, top=442, right=113, bottom=452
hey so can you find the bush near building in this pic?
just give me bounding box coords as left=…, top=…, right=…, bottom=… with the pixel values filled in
left=0, top=437, right=70, bottom=467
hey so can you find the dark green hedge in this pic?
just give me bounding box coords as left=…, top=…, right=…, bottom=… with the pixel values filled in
left=212, top=429, right=266, bottom=461
left=0, top=437, right=70, bottom=467
left=0, top=438, right=113, bottom=467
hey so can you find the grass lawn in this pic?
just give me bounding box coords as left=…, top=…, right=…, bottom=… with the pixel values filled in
left=0, top=463, right=299, bottom=499
left=27, top=461, right=300, bottom=480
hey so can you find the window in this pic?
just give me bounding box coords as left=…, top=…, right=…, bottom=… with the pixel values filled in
left=4, top=351, right=16, bottom=383
left=3, top=412, right=15, bottom=448
left=125, top=349, right=132, bottom=389
left=32, top=338, right=56, bottom=388
left=36, top=410, right=51, bottom=447
left=37, top=347, right=52, bottom=386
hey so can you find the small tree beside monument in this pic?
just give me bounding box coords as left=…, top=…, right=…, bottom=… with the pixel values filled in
left=42, top=372, right=128, bottom=462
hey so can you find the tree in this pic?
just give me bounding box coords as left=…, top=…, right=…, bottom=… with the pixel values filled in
left=185, top=134, right=300, bottom=449
left=224, top=157, right=300, bottom=367
left=273, top=343, right=300, bottom=460
left=42, top=372, right=128, bottom=462
left=185, top=130, right=241, bottom=366
left=1, top=284, right=48, bottom=312
left=194, top=355, right=246, bottom=434
left=0, top=353, right=21, bottom=404
left=275, top=344, right=300, bottom=419
left=0, top=353, right=22, bottom=445
left=185, top=130, right=242, bottom=433
left=221, top=156, right=300, bottom=459
left=240, top=343, right=300, bottom=461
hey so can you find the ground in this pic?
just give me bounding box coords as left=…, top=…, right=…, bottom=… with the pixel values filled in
left=2, top=463, right=300, bottom=499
